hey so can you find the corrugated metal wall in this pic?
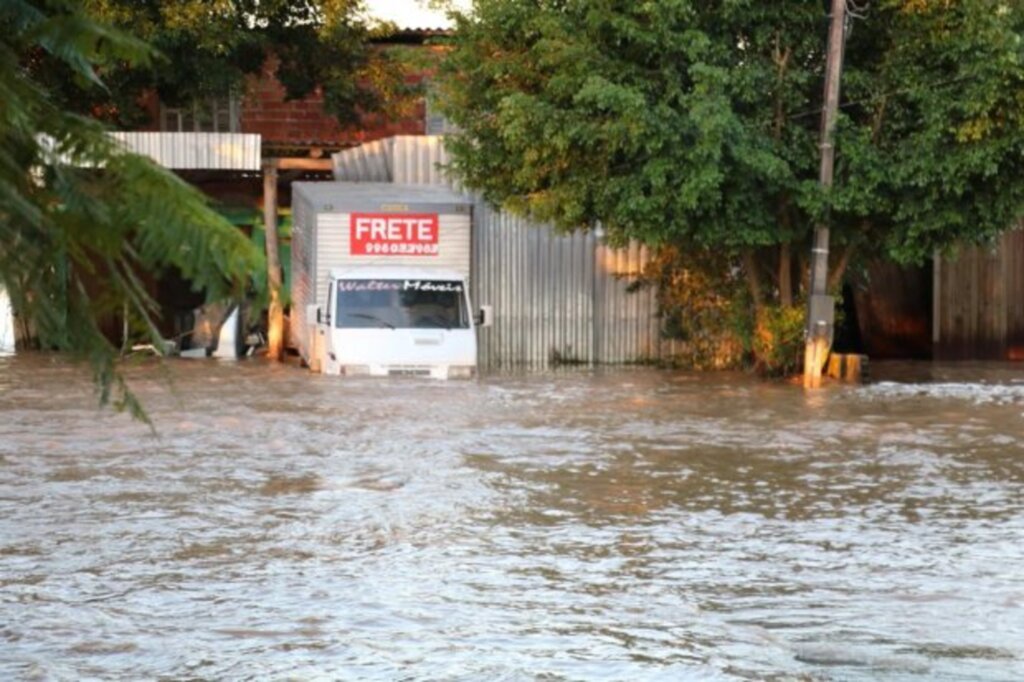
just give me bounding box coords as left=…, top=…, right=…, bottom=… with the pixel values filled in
left=391, top=136, right=451, bottom=186
left=332, top=136, right=663, bottom=368
left=594, top=242, right=662, bottom=363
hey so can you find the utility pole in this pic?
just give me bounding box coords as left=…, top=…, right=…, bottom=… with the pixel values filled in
left=804, top=0, right=847, bottom=389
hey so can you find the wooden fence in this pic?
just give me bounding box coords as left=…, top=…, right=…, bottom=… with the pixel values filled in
left=935, top=228, right=1024, bottom=360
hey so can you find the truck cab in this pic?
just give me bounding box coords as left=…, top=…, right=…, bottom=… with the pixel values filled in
left=308, top=267, right=489, bottom=379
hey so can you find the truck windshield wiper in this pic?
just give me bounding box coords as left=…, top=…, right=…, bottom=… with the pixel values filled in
left=344, top=313, right=396, bottom=329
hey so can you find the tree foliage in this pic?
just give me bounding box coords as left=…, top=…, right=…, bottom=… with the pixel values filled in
left=0, top=0, right=261, bottom=419
left=30, top=0, right=414, bottom=130
left=437, top=0, right=1024, bottom=320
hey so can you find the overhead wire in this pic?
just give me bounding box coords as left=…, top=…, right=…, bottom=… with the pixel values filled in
left=786, top=74, right=974, bottom=122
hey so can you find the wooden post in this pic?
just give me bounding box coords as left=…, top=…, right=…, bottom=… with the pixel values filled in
left=827, top=353, right=868, bottom=383
left=804, top=0, right=847, bottom=388
left=932, top=249, right=942, bottom=350
left=262, top=163, right=284, bottom=361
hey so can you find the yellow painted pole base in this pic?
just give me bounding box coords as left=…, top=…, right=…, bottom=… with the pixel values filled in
left=267, top=289, right=284, bottom=362
left=803, top=337, right=831, bottom=389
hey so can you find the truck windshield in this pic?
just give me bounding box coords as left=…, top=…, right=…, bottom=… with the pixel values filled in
left=336, top=279, right=469, bottom=330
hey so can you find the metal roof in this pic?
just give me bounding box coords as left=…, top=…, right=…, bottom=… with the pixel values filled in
left=331, top=136, right=455, bottom=186
left=331, top=139, right=393, bottom=182
left=393, top=26, right=451, bottom=34
left=109, top=132, right=262, bottom=171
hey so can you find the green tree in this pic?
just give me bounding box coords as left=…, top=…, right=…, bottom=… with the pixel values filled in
left=30, top=0, right=415, bottom=130
left=1, top=0, right=261, bottom=419
left=436, top=0, right=1024, bottom=367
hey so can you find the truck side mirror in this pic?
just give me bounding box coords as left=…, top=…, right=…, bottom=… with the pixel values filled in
left=306, top=304, right=322, bottom=325
left=474, top=305, right=493, bottom=328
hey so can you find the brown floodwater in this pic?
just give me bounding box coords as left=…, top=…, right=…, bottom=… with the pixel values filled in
left=0, top=354, right=1022, bottom=680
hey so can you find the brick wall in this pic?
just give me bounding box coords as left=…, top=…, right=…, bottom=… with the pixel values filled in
left=131, top=51, right=434, bottom=149
left=135, top=91, right=162, bottom=132
left=240, top=56, right=426, bottom=147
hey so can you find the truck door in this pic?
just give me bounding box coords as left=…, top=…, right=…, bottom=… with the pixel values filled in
left=322, top=279, right=340, bottom=374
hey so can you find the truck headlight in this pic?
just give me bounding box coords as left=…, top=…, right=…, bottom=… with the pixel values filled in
left=447, top=365, right=476, bottom=379
left=341, top=364, right=371, bottom=376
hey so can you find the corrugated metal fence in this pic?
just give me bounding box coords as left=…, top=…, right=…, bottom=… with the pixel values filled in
left=333, top=136, right=664, bottom=368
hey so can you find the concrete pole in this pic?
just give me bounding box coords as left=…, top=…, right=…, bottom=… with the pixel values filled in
left=262, top=163, right=284, bottom=361
left=804, top=0, right=847, bottom=389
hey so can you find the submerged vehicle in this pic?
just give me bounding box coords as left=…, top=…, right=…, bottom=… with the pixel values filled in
left=291, top=183, right=490, bottom=378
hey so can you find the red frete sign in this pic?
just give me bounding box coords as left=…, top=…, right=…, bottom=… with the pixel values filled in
left=350, top=213, right=439, bottom=256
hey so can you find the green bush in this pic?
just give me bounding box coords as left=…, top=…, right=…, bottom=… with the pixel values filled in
left=752, top=305, right=806, bottom=376
left=635, top=246, right=814, bottom=377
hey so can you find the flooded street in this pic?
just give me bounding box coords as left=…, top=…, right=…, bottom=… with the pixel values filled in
left=1, top=356, right=1023, bottom=681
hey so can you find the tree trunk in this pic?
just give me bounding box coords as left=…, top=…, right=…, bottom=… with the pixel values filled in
left=742, top=251, right=765, bottom=315
left=828, top=244, right=855, bottom=292
left=797, top=249, right=809, bottom=297
left=779, top=243, right=793, bottom=307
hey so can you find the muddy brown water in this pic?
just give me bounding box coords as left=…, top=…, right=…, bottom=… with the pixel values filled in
left=1, top=355, right=1022, bottom=680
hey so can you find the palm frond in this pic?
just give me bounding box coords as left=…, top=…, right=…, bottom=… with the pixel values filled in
left=0, top=0, right=261, bottom=421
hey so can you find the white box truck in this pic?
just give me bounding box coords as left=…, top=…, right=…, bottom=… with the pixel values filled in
left=290, top=182, right=490, bottom=378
